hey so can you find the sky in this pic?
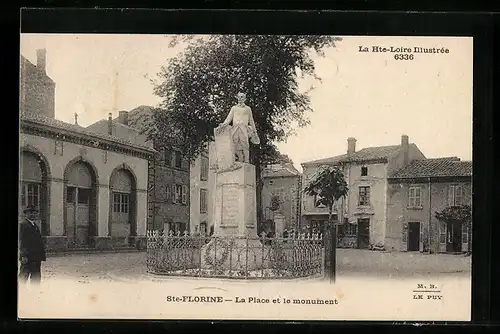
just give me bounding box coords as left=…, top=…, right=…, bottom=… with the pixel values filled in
left=20, top=34, right=473, bottom=172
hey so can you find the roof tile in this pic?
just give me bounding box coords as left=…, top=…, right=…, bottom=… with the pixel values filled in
left=21, top=112, right=155, bottom=152
left=389, top=157, right=472, bottom=178
left=302, top=144, right=404, bottom=166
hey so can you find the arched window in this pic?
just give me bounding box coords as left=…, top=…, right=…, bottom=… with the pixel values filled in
left=20, top=152, right=43, bottom=210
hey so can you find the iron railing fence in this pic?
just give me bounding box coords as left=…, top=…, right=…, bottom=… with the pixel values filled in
left=146, top=230, right=325, bottom=279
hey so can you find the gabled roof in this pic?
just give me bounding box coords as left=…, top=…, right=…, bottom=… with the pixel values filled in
left=88, top=119, right=140, bottom=132
left=263, top=163, right=301, bottom=178
left=302, top=154, right=348, bottom=166
left=389, top=157, right=472, bottom=179
left=302, top=144, right=411, bottom=166
left=21, top=111, right=155, bottom=152
left=347, top=145, right=401, bottom=162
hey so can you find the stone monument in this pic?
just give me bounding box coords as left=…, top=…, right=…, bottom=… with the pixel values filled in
left=202, top=92, right=268, bottom=272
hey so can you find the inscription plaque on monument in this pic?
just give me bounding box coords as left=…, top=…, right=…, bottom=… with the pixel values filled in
left=221, top=184, right=239, bottom=226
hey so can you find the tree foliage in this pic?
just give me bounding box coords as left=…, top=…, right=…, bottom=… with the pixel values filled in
left=435, top=204, right=472, bottom=226
left=304, top=165, right=348, bottom=222
left=305, top=165, right=347, bottom=283
left=146, top=34, right=342, bottom=166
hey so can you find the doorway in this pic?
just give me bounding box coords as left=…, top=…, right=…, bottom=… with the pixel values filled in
left=357, top=218, right=370, bottom=249
left=407, top=222, right=420, bottom=251
left=66, top=186, right=91, bottom=247
left=446, top=220, right=462, bottom=253
left=65, top=160, right=96, bottom=248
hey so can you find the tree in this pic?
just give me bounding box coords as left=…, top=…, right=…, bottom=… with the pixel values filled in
left=435, top=204, right=472, bottom=254
left=304, top=165, right=348, bottom=282
left=146, top=34, right=342, bottom=226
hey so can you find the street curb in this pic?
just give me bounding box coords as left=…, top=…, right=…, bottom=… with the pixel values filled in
left=144, top=272, right=324, bottom=283
left=105, top=270, right=323, bottom=284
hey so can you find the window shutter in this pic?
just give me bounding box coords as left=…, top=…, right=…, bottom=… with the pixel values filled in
left=182, top=185, right=188, bottom=205
left=461, top=223, right=468, bottom=252
left=166, top=185, right=171, bottom=202
left=448, top=186, right=455, bottom=206
left=401, top=223, right=408, bottom=251
left=408, top=187, right=414, bottom=207
left=439, top=222, right=447, bottom=253
left=200, top=190, right=204, bottom=212
left=456, top=186, right=463, bottom=206
left=172, top=184, right=177, bottom=204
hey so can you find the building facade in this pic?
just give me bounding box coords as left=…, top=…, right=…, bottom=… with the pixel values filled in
left=386, top=157, right=472, bottom=253
left=89, top=105, right=191, bottom=233
left=261, top=161, right=302, bottom=236
left=19, top=51, right=154, bottom=252
left=189, top=143, right=215, bottom=235
left=301, top=135, right=426, bottom=250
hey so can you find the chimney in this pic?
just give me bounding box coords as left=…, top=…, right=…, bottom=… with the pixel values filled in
left=401, top=134, right=409, bottom=165
left=347, top=137, right=357, bottom=155
left=118, top=110, right=129, bottom=126
left=36, top=49, right=47, bottom=73
left=108, top=113, right=113, bottom=135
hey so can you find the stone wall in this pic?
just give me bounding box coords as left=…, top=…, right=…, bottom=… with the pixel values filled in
left=262, top=175, right=301, bottom=230
left=386, top=179, right=472, bottom=253
left=346, top=162, right=388, bottom=248
left=20, top=58, right=55, bottom=119
left=150, top=164, right=190, bottom=230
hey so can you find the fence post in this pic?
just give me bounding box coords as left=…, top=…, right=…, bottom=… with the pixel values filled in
left=323, top=221, right=337, bottom=283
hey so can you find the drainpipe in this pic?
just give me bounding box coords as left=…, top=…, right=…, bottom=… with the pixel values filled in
left=428, top=176, right=432, bottom=254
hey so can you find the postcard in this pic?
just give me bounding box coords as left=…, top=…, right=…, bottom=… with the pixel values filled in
left=18, top=33, right=472, bottom=321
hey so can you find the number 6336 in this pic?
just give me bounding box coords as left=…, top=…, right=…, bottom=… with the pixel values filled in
left=394, top=54, right=414, bottom=60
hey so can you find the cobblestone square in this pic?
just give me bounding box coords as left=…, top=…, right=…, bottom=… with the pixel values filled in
left=37, top=249, right=471, bottom=283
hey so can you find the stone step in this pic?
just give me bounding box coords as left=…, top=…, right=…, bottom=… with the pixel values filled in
left=47, top=247, right=142, bottom=257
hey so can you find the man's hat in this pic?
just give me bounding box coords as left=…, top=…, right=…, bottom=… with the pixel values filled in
left=23, top=206, right=38, bottom=214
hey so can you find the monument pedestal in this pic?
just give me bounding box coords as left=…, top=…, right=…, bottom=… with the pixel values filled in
left=213, top=162, right=258, bottom=237
left=201, top=237, right=269, bottom=272
left=201, top=162, right=269, bottom=271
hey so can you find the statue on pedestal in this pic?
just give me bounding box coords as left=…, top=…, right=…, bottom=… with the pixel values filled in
left=210, top=92, right=260, bottom=170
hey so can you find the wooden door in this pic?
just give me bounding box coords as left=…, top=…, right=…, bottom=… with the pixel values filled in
left=75, top=187, right=90, bottom=247
left=408, top=222, right=420, bottom=251
left=66, top=186, right=76, bottom=246
left=357, top=218, right=370, bottom=249
left=111, top=191, right=131, bottom=236
left=446, top=220, right=462, bottom=253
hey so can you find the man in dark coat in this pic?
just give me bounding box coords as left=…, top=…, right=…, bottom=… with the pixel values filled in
left=19, top=206, right=46, bottom=284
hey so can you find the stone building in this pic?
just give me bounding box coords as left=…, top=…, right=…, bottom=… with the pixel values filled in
left=19, top=50, right=154, bottom=251
left=20, top=50, right=55, bottom=118
left=301, top=135, right=426, bottom=250
left=88, top=105, right=191, bottom=233
left=189, top=142, right=215, bottom=235
left=261, top=160, right=302, bottom=236
left=386, top=157, right=472, bottom=253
